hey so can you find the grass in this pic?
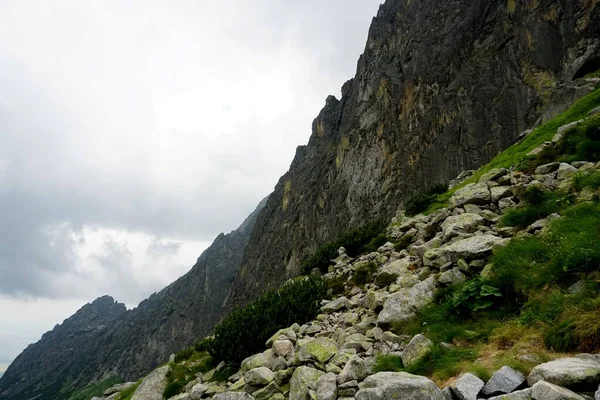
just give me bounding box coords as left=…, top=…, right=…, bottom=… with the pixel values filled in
left=116, top=381, right=141, bottom=400
left=69, top=376, right=123, bottom=400
left=573, top=169, right=600, bottom=191
left=499, top=185, right=569, bottom=228
left=425, top=87, right=600, bottom=213
left=404, top=183, right=448, bottom=216
left=163, top=351, right=214, bottom=398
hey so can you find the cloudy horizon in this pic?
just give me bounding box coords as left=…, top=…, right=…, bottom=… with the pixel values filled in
left=0, top=1, right=382, bottom=372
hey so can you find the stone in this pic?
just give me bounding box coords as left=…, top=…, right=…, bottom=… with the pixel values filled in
left=450, top=373, right=484, bottom=400
left=595, top=384, right=600, bottom=400
left=531, top=380, right=585, bottom=400
left=449, top=183, right=491, bottom=209
left=481, top=366, right=526, bottom=397
left=212, top=393, right=255, bottom=400
left=375, top=257, right=418, bottom=287
left=104, top=382, right=137, bottom=395
left=229, top=379, right=245, bottom=391
left=289, top=366, right=325, bottom=400
left=241, top=351, right=277, bottom=372
left=171, top=394, right=191, bottom=400
left=266, top=328, right=297, bottom=347
left=356, top=372, right=444, bottom=400
left=321, top=297, right=349, bottom=314
left=297, top=337, right=338, bottom=363
left=487, top=388, right=533, bottom=400
left=535, top=162, right=561, bottom=175
left=557, top=163, right=578, bottom=180
left=438, top=268, right=467, bottom=285
left=424, top=235, right=506, bottom=267
left=557, top=120, right=583, bottom=136
left=499, top=197, right=518, bottom=212
left=273, top=340, right=295, bottom=358
left=377, top=277, right=437, bottom=327
left=252, top=381, right=281, bottom=400
left=401, top=334, right=434, bottom=368
left=338, top=355, right=367, bottom=384
left=361, top=290, right=385, bottom=311
left=190, top=383, right=209, bottom=400
left=441, top=213, right=485, bottom=239
left=442, top=386, right=458, bottom=400
left=491, top=186, right=514, bottom=203
left=131, top=365, right=169, bottom=400
left=244, top=367, right=275, bottom=387
left=479, top=168, right=508, bottom=184
left=316, top=372, right=337, bottom=400
left=528, top=357, right=600, bottom=390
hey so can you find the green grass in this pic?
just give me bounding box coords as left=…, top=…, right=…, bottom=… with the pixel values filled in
left=573, top=170, right=600, bottom=191
left=164, top=353, right=214, bottom=398
left=404, top=183, right=448, bottom=216
left=116, top=381, right=141, bottom=400
left=68, top=376, right=123, bottom=400
left=426, top=88, right=600, bottom=212
left=499, top=185, right=569, bottom=228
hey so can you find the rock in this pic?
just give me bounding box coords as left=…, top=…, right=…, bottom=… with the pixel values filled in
left=244, top=367, right=275, bottom=386
left=528, top=142, right=552, bottom=156
left=171, top=394, right=191, bottom=400
left=266, top=328, right=297, bottom=347
left=104, top=382, right=137, bottom=395
left=212, top=393, right=255, bottom=400
left=499, top=197, right=518, bottom=212
left=438, top=268, right=467, bottom=285
left=557, top=120, right=583, bottom=136
left=442, top=386, right=458, bottom=400
left=377, top=277, right=437, bottom=327
left=441, top=213, right=485, bottom=239
left=241, top=350, right=277, bottom=372
left=273, top=340, right=295, bottom=358
left=557, top=163, right=578, bottom=180
left=252, top=381, right=281, bottom=400
left=528, top=357, right=600, bottom=391
left=450, top=373, right=484, bottom=400
left=400, top=334, right=434, bottom=368
left=338, top=355, right=367, bottom=384
left=356, top=372, right=444, bottom=400
left=321, top=297, right=349, bottom=314
left=531, top=380, right=585, bottom=400
left=131, top=365, right=170, bottom=400
left=481, top=366, right=526, bottom=397
left=289, top=366, right=325, bottom=400
left=375, top=258, right=418, bottom=287
left=535, top=162, right=561, bottom=175
left=190, top=383, right=209, bottom=400
left=487, top=388, right=533, bottom=400
left=424, top=235, right=506, bottom=267
left=449, top=183, right=491, bottom=209
left=316, top=372, right=337, bottom=400
left=479, top=168, right=508, bottom=184
left=361, top=290, right=385, bottom=311
left=297, top=337, right=338, bottom=363
left=491, top=186, right=513, bottom=203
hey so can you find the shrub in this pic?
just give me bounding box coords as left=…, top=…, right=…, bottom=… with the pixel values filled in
left=351, top=261, right=378, bottom=286
left=325, top=275, right=346, bottom=295
left=373, top=355, right=404, bottom=372
left=163, top=381, right=185, bottom=399
left=300, top=220, right=385, bottom=274
left=174, top=348, right=195, bottom=363
left=405, top=183, right=448, bottom=216
left=499, top=185, right=567, bottom=228
left=448, top=279, right=502, bottom=316
left=573, top=170, right=600, bottom=191
left=362, top=233, right=389, bottom=254
left=163, top=355, right=213, bottom=398
left=194, top=337, right=214, bottom=353
left=394, top=234, right=414, bottom=252
left=209, top=277, right=327, bottom=365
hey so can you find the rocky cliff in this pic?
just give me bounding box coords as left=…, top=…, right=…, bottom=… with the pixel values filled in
left=0, top=198, right=267, bottom=400
left=228, top=0, right=600, bottom=307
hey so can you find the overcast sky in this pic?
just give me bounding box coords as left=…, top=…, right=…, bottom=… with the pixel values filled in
left=0, top=1, right=382, bottom=372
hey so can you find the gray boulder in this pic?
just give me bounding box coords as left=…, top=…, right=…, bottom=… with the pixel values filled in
left=375, top=258, right=417, bottom=287
left=438, top=268, right=467, bottom=286
left=481, top=366, right=526, bottom=397
left=401, top=334, right=434, bottom=368
left=190, top=383, right=209, bottom=400
left=321, top=297, right=349, bottom=314
left=441, top=214, right=484, bottom=239
left=297, top=337, right=338, bottom=363
left=557, top=163, right=578, bottom=180
left=316, top=372, right=337, bottom=400
left=596, top=384, right=600, bottom=400
left=377, top=277, right=437, bottom=327
left=212, top=393, right=255, bottom=400
left=338, top=355, right=367, bottom=384
left=491, top=186, right=513, bottom=203
left=531, top=380, right=584, bottom=400
left=487, top=388, right=533, bottom=400
left=104, top=382, right=137, bottom=396
left=356, top=372, right=444, bottom=400
left=535, top=162, right=560, bottom=175
left=528, top=357, right=600, bottom=390
left=449, top=183, right=491, bottom=209
left=244, top=367, right=275, bottom=386
left=290, top=366, right=325, bottom=400
left=131, top=365, right=169, bottom=400
left=450, top=373, right=484, bottom=400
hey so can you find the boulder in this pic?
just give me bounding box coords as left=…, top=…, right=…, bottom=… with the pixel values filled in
left=375, top=258, right=417, bottom=287
left=241, top=350, right=277, bottom=372
left=377, top=277, right=437, bottom=327
left=442, top=386, right=458, bottom=400
left=290, top=366, right=325, bottom=400
left=171, top=394, right=191, bottom=400
left=401, top=334, right=434, bottom=368
left=104, top=382, right=137, bottom=396
left=266, top=327, right=297, bottom=347
left=449, top=183, right=491, bottom=209
left=273, top=340, right=294, bottom=358
left=316, top=372, right=337, bottom=400
left=297, top=337, right=338, bottom=363
left=441, top=214, right=485, bottom=239
left=491, top=186, right=513, bottom=203
left=212, top=393, right=255, bottom=400
left=450, top=373, right=484, bottom=400
left=424, top=235, right=506, bottom=267
left=244, top=367, right=275, bottom=386
left=338, top=355, right=367, bottom=384
left=131, top=365, right=169, bottom=400
left=355, top=372, right=444, bottom=400
left=361, top=290, right=385, bottom=311
left=478, top=168, right=508, bottom=184
left=487, top=388, right=533, bottom=400
left=252, top=381, right=281, bottom=400
left=531, top=380, right=585, bottom=400
left=481, top=366, right=526, bottom=397
left=557, top=163, right=578, bottom=180
left=438, top=268, right=467, bottom=285
left=528, top=356, right=600, bottom=391
left=321, top=297, right=350, bottom=314
left=535, top=162, right=560, bottom=175
left=190, top=383, right=209, bottom=400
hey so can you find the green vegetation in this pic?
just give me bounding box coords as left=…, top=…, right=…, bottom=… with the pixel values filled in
left=209, top=277, right=327, bottom=365
left=404, top=183, right=448, bottom=216
left=116, top=381, right=141, bottom=400
left=573, top=169, right=600, bottom=191
left=164, top=352, right=214, bottom=398
left=68, top=376, right=123, bottom=400
left=300, top=220, right=386, bottom=274
left=426, top=87, right=600, bottom=212
left=351, top=261, right=378, bottom=286
left=499, top=185, right=569, bottom=228
left=448, top=278, right=502, bottom=315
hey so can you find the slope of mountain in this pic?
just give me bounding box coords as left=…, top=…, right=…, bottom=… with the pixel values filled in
left=228, top=0, right=600, bottom=308
left=0, top=198, right=267, bottom=400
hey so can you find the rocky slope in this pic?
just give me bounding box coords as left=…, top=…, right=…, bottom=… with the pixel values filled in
left=0, top=198, right=267, bottom=400
left=229, top=0, right=600, bottom=308
left=98, top=106, right=600, bottom=400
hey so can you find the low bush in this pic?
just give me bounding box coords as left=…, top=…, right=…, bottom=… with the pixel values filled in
left=324, top=275, right=346, bottom=295
left=209, top=277, right=327, bottom=365
left=405, top=183, right=448, bottom=216
left=194, top=337, right=214, bottom=353
left=174, top=348, right=195, bottom=363
left=573, top=170, right=600, bottom=191
left=300, top=220, right=385, bottom=274
left=448, top=279, right=502, bottom=316
left=499, top=185, right=568, bottom=228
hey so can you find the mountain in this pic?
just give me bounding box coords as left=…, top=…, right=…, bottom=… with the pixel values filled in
left=227, top=0, right=600, bottom=308
left=0, top=198, right=267, bottom=400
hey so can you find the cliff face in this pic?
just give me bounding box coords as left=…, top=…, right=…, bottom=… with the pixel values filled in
left=228, top=0, right=600, bottom=306
left=0, top=198, right=267, bottom=400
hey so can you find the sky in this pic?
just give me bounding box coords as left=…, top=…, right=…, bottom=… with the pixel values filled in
left=0, top=0, right=383, bottom=372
